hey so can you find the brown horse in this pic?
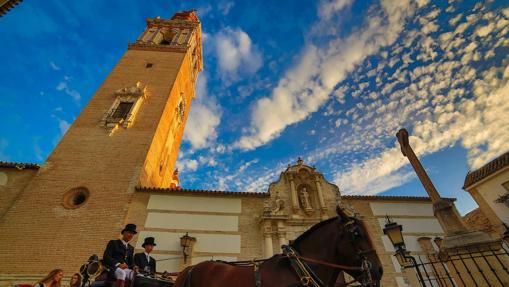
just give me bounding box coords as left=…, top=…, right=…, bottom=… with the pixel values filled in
left=174, top=207, right=383, bottom=287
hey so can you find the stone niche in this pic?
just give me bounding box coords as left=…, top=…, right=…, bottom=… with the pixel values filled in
left=265, top=158, right=340, bottom=220
left=260, top=158, right=342, bottom=257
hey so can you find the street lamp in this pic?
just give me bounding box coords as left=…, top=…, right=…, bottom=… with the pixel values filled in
left=180, top=232, right=196, bottom=264
left=393, top=247, right=412, bottom=267
left=383, top=215, right=404, bottom=247
left=383, top=217, right=425, bottom=284
left=383, top=217, right=409, bottom=266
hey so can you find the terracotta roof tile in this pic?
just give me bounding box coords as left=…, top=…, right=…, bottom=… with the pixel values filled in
left=136, top=186, right=456, bottom=201
left=135, top=186, right=269, bottom=197
left=343, top=195, right=456, bottom=202
left=0, top=161, right=40, bottom=170
left=463, top=150, right=509, bottom=189
left=0, top=0, right=24, bottom=17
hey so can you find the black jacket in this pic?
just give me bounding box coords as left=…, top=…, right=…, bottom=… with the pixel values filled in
left=103, top=239, right=135, bottom=269
left=134, top=252, right=156, bottom=274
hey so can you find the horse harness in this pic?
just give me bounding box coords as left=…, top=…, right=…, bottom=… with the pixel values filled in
left=183, top=217, right=376, bottom=287
left=281, top=245, right=372, bottom=287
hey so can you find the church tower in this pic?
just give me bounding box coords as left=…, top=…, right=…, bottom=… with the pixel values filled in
left=0, top=11, right=202, bottom=275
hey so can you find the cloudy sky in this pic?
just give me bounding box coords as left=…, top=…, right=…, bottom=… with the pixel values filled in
left=1, top=0, right=508, bottom=214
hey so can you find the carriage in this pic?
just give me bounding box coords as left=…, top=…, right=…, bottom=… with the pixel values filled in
left=78, top=255, right=175, bottom=287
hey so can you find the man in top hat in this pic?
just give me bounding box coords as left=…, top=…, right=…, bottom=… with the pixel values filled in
left=103, top=224, right=137, bottom=287
left=134, top=237, right=157, bottom=275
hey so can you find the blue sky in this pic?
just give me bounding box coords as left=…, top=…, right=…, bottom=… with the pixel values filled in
left=1, top=0, right=508, bottom=215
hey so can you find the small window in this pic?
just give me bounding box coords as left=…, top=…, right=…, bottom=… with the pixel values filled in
left=146, top=63, right=153, bottom=68
left=62, top=187, right=90, bottom=209
left=112, top=102, right=134, bottom=120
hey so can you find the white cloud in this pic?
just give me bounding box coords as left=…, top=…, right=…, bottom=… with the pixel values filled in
left=49, top=61, right=60, bottom=70
left=58, top=119, right=71, bottom=136
left=181, top=159, right=199, bottom=172
left=331, top=50, right=509, bottom=196
left=182, top=75, right=221, bottom=150
left=235, top=0, right=416, bottom=150
left=218, top=1, right=234, bottom=15
left=475, top=22, right=495, bottom=37
left=293, top=3, right=509, bottom=197
left=56, top=80, right=80, bottom=102
left=213, top=27, right=262, bottom=81
left=318, top=0, right=353, bottom=20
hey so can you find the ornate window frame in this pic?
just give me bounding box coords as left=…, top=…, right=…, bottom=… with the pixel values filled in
left=100, top=82, right=148, bottom=135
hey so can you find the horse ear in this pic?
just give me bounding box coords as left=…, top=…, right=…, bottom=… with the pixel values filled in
left=336, top=205, right=348, bottom=220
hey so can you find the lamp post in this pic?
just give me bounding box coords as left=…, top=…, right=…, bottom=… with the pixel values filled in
left=180, top=232, right=196, bottom=264
left=383, top=216, right=425, bottom=286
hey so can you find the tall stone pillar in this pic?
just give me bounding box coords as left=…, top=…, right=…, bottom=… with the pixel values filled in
left=277, top=221, right=287, bottom=248
left=396, top=129, right=467, bottom=235
left=396, top=128, right=494, bottom=251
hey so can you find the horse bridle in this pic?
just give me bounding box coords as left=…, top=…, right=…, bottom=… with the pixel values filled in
left=282, top=217, right=377, bottom=287
left=338, top=217, right=377, bottom=286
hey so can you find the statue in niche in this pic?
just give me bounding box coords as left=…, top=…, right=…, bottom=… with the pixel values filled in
left=271, top=192, right=286, bottom=215
left=299, top=187, right=313, bottom=211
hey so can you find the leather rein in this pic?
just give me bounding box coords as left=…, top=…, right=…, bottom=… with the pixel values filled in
left=282, top=245, right=373, bottom=287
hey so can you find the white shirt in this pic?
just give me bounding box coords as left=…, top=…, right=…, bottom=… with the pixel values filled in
left=144, top=252, right=150, bottom=262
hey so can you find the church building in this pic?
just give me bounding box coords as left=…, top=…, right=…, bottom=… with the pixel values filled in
left=0, top=11, right=453, bottom=287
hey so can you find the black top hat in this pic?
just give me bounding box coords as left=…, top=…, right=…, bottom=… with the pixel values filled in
left=142, top=237, right=156, bottom=247
left=121, top=223, right=138, bottom=234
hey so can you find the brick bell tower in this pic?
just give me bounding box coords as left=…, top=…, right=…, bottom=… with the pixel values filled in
left=0, top=11, right=202, bottom=275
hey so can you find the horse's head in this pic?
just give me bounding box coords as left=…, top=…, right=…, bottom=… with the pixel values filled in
left=336, top=206, right=383, bottom=286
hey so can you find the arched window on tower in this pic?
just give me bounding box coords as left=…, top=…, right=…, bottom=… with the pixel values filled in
left=100, top=82, right=148, bottom=135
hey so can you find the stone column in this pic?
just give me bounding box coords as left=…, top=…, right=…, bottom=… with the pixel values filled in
left=396, top=129, right=467, bottom=235
left=289, top=175, right=299, bottom=211
left=396, top=128, right=495, bottom=255
left=152, top=28, right=164, bottom=44
left=277, top=221, right=287, bottom=248
left=263, top=223, right=273, bottom=258
left=147, top=27, right=159, bottom=43
left=314, top=179, right=326, bottom=210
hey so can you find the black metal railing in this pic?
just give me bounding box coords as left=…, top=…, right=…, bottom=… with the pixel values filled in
left=400, top=242, right=509, bottom=287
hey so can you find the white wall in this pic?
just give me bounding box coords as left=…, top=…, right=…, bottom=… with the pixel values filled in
left=476, top=169, right=509, bottom=225
left=145, top=213, right=239, bottom=231
left=377, top=217, right=443, bottom=234
left=370, top=202, right=433, bottom=216
left=136, top=231, right=241, bottom=253
left=147, top=194, right=241, bottom=213
left=135, top=194, right=243, bottom=271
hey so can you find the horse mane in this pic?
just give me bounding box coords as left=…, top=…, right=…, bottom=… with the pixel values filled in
left=291, top=216, right=339, bottom=251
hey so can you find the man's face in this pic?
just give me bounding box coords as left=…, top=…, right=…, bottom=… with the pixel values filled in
left=144, top=244, right=154, bottom=253
left=122, top=231, right=135, bottom=242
